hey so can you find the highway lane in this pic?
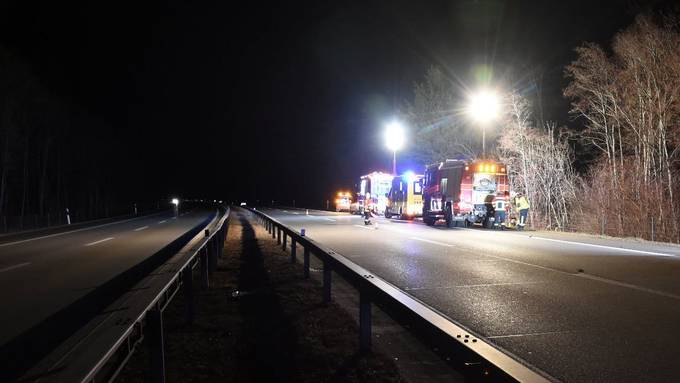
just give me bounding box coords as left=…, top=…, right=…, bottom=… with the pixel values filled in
left=0, top=208, right=215, bottom=347
left=262, top=208, right=680, bottom=383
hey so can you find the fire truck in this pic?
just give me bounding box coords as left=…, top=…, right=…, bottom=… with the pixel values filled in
left=422, top=159, right=510, bottom=227
left=352, top=172, right=394, bottom=215
left=385, top=172, right=423, bottom=219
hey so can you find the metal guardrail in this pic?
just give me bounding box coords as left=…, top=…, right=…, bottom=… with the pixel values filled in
left=19, top=207, right=231, bottom=383
left=247, top=207, right=553, bottom=383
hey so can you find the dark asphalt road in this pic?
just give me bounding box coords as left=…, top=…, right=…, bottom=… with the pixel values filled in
left=261, top=208, right=680, bottom=383
left=0, top=209, right=214, bottom=347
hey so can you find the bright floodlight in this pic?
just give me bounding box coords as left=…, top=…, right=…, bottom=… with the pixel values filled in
left=171, top=198, right=179, bottom=206
left=384, top=121, right=405, bottom=152
left=467, top=89, right=500, bottom=123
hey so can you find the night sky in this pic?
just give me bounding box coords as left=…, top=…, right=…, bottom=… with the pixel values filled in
left=0, top=0, right=675, bottom=207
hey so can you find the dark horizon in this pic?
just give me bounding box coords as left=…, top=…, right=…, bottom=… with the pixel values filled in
left=0, top=0, right=677, bottom=212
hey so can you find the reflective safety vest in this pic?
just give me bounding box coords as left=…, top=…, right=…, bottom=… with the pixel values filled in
left=516, top=196, right=530, bottom=210
left=493, top=195, right=509, bottom=213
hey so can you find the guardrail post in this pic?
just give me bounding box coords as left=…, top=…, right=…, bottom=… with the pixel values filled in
left=221, top=225, right=227, bottom=253
left=323, top=259, right=331, bottom=303
left=290, top=239, right=297, bottom=263
left=282, top=232, right=287, bottom=250
left=303, top=247, right=310, bottom=278
left=148, top=307, right=166, bottom=383
left=200, top=249, right=209, bottom=289
left=218, top=227, right=224, bottom=255
left=277, top=227, right=281, bottom=245
left=272, top=224, right=276, bottom=239
left=208, top=239, right=217, bottom=273
left=182, top=267, right=195, bottom=324
left=359, top=289, right=372, bottom=352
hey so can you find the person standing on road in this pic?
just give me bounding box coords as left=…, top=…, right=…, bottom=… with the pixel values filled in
left=493, top=191, right=510, bottom=229
left=483, top=193, right=496, bottom=229
left=515, top=192, right=530, bottom=231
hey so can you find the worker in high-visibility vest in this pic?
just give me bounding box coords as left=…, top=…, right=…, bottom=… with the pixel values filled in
left=493, top=191, right=510, bottom=229
left=515, top=192, right=530, bottom=230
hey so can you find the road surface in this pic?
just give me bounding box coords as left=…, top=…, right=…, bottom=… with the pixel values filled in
left=0, top=208, right=214, bottom=347
left=261, top=208, right=680, bottom=383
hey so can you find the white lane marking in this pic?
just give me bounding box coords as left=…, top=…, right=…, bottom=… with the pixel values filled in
left=487, top=330, right=580, bottom=339
left=84, top=237, right=114, bottom=247
left=409, top=234, right=680, bottom=300
left=158, top=220, right=167, bottom=224
left=292, top=212, right=299, bottom=215
left=0, top=214, right=165, bottom=248
left=324, top=218, right=336, bottom=222
left=0, top=262, right=31, bottom=273
left=353, top=225, right=374, bottom=230
left=406, top=281, right=545, bottom=291
left=283, top=210, right=289, bottom=213
left=410, top=237, right=453, bottom=247
left=134, top=226, right=149, bottom=232
left=530, top=236, right=675, bottom=257
left=575, top=273, right=680, bottom=300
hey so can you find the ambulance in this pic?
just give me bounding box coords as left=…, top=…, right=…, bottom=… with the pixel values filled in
left=353, top=172, right=394, bottom=215
left=385, top=172, right=423, bottom=219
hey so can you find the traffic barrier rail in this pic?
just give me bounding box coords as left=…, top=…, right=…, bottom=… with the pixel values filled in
left=247, top=207, right=552, bottom=383
left=18, top=206, right=230, bottom=383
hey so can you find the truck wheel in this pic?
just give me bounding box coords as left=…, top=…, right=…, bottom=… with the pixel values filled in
left=424, top=215, right=435, bottom=226
left=445, top=209, right=453, bottom=228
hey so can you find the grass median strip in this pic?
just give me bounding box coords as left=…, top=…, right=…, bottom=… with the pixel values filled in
left=118, top=211, right=403, bottom=382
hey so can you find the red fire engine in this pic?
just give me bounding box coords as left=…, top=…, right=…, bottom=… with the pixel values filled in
left=422, top=159, right=510, bottom=227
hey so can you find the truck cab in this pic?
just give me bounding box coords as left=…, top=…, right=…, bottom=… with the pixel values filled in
left=335, top=191, right=352, bottom=212
left=422, top=159, right=509, bottom=227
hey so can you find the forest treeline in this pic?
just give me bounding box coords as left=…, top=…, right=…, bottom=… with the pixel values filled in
left=0, top=48, right=136, bottom=232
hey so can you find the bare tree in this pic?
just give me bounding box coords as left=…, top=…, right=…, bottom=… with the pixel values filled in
left=565, top=14, right=680, bottom=241
left=498, top=92, right=578, bottom=230
left=406, top=66, right=477, bottom=164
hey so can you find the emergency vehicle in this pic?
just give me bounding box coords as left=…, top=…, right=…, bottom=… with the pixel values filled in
left=385, top=172, right=423, bottom=219
left=353, top=172, right=393, bottom=215
left=422, top=159, right=510, bottom=227
left=335, top=191, right=352, bottom=212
